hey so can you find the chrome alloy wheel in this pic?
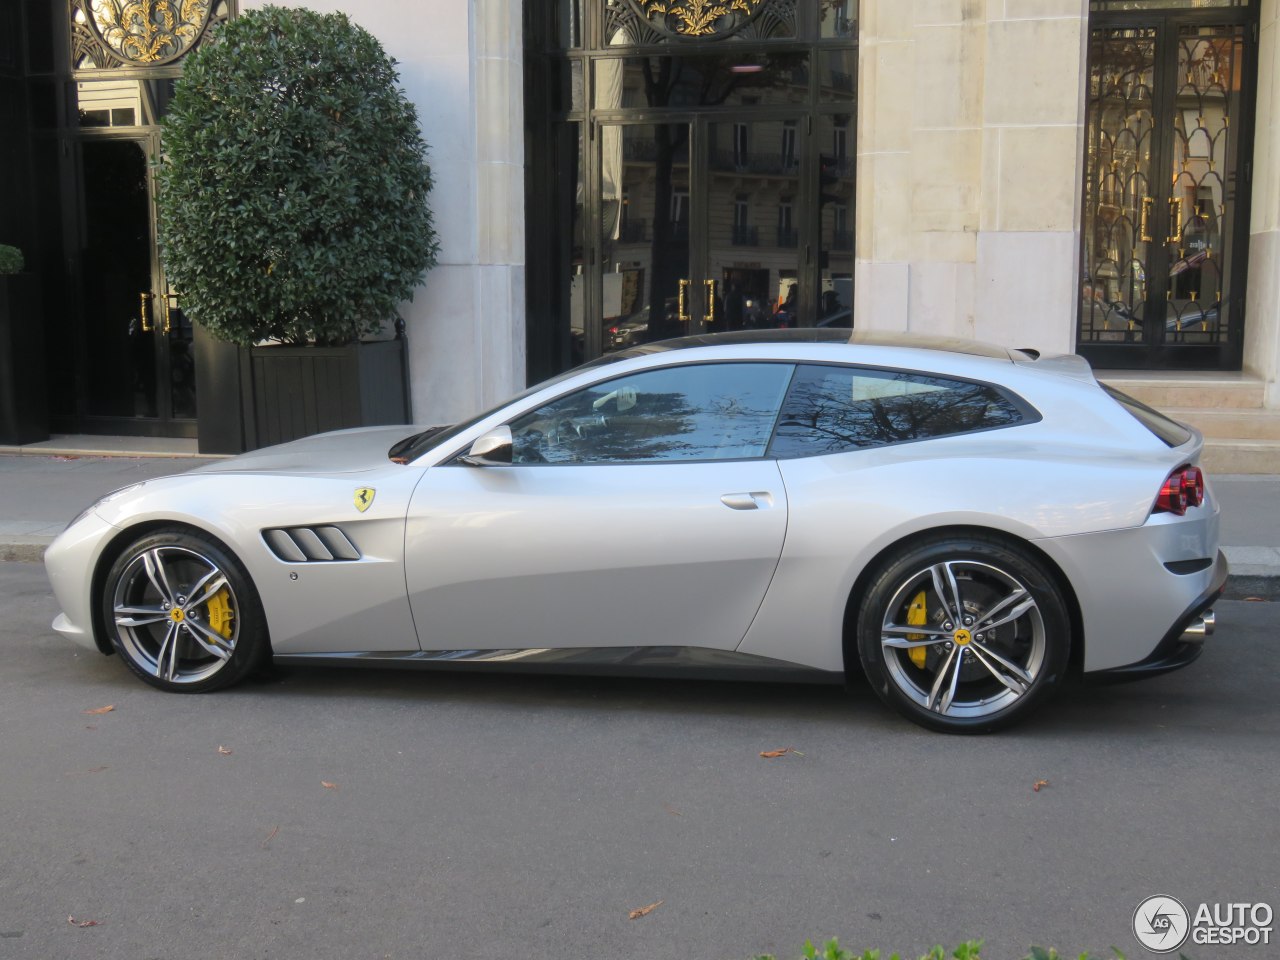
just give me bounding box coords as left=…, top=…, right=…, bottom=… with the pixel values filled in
left=111, top=545, right=239, bottom=685
left=879, top=560, right=1046, bottom=719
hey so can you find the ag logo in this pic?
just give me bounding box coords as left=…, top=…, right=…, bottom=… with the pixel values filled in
left=353, top=487, right=376, bottom=513
left=1133, top=895, right=1190, bottom=953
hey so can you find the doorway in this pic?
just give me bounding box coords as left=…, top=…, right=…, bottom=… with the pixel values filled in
left=1078, top=3, right=1258, bottom=370
left=524, top=1, right=858, bottom=379
left=74, top=136, right=194, bottom=435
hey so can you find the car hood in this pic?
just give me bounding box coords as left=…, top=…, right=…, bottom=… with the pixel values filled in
left=188, top=425, right=422, bottom=477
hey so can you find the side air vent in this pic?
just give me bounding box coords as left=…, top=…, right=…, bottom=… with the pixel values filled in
left=263, top=526, right=362, bottom=563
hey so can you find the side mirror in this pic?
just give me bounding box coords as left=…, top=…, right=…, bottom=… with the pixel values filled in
left=459, top=425, right=513, bottom=466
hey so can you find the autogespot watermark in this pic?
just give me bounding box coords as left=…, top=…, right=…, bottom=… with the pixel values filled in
left=1132, top=895, right=1274, bottom=953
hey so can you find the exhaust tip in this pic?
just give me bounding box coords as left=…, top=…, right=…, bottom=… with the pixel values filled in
left=1180, top=609, right=1215, bottom=643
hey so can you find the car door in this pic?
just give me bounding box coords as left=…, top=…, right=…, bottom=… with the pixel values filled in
left=403, top=361, right=794, bottom=656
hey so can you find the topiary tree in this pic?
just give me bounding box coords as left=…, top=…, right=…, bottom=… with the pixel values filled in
left=157, top=6, right=438, bottom=346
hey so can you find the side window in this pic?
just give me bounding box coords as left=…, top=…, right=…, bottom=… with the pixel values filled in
left=508, top=363, right=793, bottom=464
left=768, top=364, right=1028, bottom=458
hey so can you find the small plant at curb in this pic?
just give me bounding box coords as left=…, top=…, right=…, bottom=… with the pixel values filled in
left=0, top=245, right=23, bottom=275
left=753, top=941, right=1154, bottom=960
left=157, top=5, right=438, bottom=347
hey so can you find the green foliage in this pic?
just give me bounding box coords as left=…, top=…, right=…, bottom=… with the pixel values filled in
left=0, top=245, right=23, bottom=275
left=756, top=939, right=984, bottom=960
left=157, top=5, right=438, bottom=346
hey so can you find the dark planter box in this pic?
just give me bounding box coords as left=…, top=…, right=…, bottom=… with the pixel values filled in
left=241, top=338, right=410, bottom=451
left=0, top=273, right=49, bottom=445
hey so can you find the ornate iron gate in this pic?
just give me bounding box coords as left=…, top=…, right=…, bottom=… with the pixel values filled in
left=1079, top=1, right=1258, bottom=370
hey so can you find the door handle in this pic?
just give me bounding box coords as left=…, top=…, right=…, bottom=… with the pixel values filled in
left=705, top=278, right=717, bottom=325
left=1139, top=196, right=1154, bottom=243
left=162, top=292, right=181, bottom=335
left=721, top=491, right=773, bottom=511
left=678, top=278, right=690, bottom=324
left=1167, top=196, right=1184, bottom=245
left=139, top=292, right=153, bottom=333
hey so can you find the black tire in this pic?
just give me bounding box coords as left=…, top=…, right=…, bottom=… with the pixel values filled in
left=856, top=535, right=1070, bottom=733
left=100, top=527, right=268, bottom=693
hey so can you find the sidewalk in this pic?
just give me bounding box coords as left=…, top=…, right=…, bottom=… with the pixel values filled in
left=2, top=448, right=1278, bottom=597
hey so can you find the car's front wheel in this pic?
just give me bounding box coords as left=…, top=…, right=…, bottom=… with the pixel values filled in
left=101, top=528, right=268, bottom=692
left=856, top=536, right=1070, bottom=733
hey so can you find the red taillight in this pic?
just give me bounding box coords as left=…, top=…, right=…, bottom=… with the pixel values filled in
left=1155, top=465, right=1205, bottom=515
left=1183, top=465, right=1205, bottom=507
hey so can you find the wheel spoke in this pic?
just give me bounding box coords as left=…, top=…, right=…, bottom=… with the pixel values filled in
left=974, top=586, right=1027, bottom=630
left=184, top=570, right=228, bottom=612
left=926, top=645, right=962, bottom=714
left=970, top=640, right=1033, bottom=688
left=977, top=597, right=1037, bottom=634
left=930, top=562, right=964, bottom=624
left=114, top=604, right=169, bottom=628
left=182, top=619, right=233, bottom=660
left=882, top=623, right=951, bottom=650
left=155, top=622, right=180, bottom=681
left=143, top=549, right=176, bottom=606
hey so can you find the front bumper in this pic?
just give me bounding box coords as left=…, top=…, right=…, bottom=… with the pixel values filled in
left=45, top=511, right=118, bottom=654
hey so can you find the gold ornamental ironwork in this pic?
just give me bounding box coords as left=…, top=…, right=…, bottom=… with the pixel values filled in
left=88, top=0, right=214, bottom=65
left=627, top=0, right=767, bottom=40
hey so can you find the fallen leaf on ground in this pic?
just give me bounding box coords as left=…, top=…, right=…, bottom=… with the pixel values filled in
left=1033, top=779, right=1049, bottom=792
left=1243, top=596, right=1267, bottom=602
left=321, top=781, right=338, bottom=790
left=66, top=916, right=100, bottom=927
left=628, top=900, right=664, bottom=920
left=84, top=725, right=97, bottom=731
left=82, top=705, right=114, bottom=715
left=759, top=747, right=794, bottom=758
left=261, top=825, right=279, bottom=848
left=217, top=745, right=232, bottom=755
left=661, top=802, right=681, bottom=817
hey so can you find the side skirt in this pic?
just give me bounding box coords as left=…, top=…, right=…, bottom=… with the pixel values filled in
left=273, top=645, right=845, bottom=685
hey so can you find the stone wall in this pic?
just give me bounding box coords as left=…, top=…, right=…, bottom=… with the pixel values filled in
left=855, top=0, right=1088, bottom=356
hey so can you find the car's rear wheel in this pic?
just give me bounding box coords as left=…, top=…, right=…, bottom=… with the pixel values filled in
left=101, top=528, right=268, bottom=692
left=856, top=536, right=1069, bottom=733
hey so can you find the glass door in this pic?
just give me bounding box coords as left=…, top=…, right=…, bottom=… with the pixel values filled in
left=596, top=114, right=814, bottom=354
left=74, top=132, right=195, bottom=435
left=1079, top=6, right=1256, bottom=370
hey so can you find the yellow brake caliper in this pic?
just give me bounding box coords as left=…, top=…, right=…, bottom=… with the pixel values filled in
left=906, top=590, right=929, bottom=668
left=205, top=588, right=234, bottom=640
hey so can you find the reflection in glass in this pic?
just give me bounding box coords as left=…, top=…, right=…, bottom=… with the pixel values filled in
left=600, top=123, right=689, bottom=351
left=770, top=366, right=1025, bottom=457
left=707, top=119, right=803, bottom=332
left=1166, top=23, right=1244, bottom=344
left=510, top=363, right=793, bottom=463
left=75, top=78, right=178, bottom=128
left=820, top=0, right=858, bottom=39
left=817, top=115, right=854, bottom=327
left=1081, top=28, right=1157, bottom=343
left=594, top=54, right=811, bottom=111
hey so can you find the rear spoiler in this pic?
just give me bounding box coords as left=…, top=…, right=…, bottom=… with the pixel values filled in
left=1010, top=350, right=1097, bottom=383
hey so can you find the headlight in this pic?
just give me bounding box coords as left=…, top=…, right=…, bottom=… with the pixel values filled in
left=66, top=482, right=145, bottom=530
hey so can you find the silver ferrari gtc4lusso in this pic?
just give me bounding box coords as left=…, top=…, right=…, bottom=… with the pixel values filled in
left=45, top=331, right=1225, bottom=732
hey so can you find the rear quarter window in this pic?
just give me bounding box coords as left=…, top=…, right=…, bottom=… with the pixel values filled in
left=768, top=364, right=1034, bottom=458
left=1101, top=384, right=1192, bottom=447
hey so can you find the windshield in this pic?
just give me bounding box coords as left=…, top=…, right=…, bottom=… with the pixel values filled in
left=388, top=353, right=628, bottom=464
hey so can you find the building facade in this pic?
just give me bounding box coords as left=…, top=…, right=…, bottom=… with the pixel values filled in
left=2, top=0, right=1279, bottom=452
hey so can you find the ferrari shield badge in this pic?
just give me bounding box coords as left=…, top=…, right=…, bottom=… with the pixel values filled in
left=354, top=487, right=376, bottom=513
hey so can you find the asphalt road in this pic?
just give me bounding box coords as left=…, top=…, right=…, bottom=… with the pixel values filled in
left=2, top=562, right=1277, bottom=960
